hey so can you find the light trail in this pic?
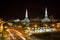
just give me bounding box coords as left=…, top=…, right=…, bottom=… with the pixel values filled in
left=7, top=29, right=26, bottom=40
left=15, top=30, right=26, bottom=40
left=6, top=29, right=16, bottom=40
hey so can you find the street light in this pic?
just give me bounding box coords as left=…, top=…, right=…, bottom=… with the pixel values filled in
left=4, top=26, right=8, bottom=29
left=52, top=24, right=55, bottom=27
left=26, top=27, right=30, bottom=30
left=34, top=25, right=37, bottom=28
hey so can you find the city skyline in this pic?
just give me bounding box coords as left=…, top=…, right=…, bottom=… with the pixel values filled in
left=0, top=1, right=60, bottom=40
left=0, top=0, right=60, bottom=20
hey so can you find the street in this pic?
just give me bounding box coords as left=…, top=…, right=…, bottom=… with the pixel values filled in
left=7, top=29, right=26, bottom=40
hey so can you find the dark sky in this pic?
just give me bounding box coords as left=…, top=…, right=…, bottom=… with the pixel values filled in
left=0, top=0, right=60, bottom=20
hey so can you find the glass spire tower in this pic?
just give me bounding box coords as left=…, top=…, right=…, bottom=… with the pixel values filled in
left=21, top=9, right=30, bottom=23
left=41, top=8, right=50, bottom=22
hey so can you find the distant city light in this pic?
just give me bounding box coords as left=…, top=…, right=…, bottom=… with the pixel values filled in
left=31, top=28, right=34, bottom=29
left=27, top=27, right=30, bottom=30
left=52, top=24, right=55, bottom=27
left=34, top=25, right=37, bottom=28
left=7, top=22, right=13, bottom=26
left=57, top=23, right=60, bottom=28
left=29, top=27, right=57, bottom=35
left=5, top=26, right=7, bottom=28
left=18, top=26, right=22, bottom=28
left=14, top=19, right=20, bottom=22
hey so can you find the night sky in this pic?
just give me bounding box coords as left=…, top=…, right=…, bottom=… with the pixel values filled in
left=0, top=0, right=60, bottom=20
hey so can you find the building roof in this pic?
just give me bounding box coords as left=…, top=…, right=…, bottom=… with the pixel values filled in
left=41, top=17, right=50, bottom=22
left=21, top=17, right=30, bottom=23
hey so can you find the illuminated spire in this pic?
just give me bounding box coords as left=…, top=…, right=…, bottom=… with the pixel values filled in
left=21, top=9, right=30, bottom=23
left=41, top=8, right=50, bottom=22
left=25, top=9, right=28, bottom=18
left=45, top=8, right=48, bottom=18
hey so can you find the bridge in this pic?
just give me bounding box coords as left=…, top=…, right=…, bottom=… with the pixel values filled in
left=28, top=27, right=57, bottom=36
